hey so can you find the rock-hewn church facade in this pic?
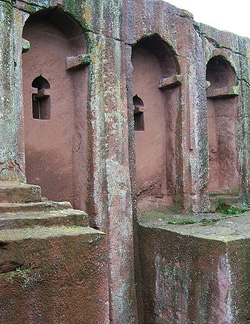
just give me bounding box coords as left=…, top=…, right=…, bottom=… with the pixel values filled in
left=1, top=0, right=250, bottom=323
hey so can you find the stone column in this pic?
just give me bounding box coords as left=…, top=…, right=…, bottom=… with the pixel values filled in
left=185, top=30, right=210, bottom=212
left=88, top=32, right=138, bottom=323
left=238, top=37, right=250, bottom=203
left=0, top=3, right=27, bottom=183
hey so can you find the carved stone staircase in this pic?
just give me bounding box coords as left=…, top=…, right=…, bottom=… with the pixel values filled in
left=0, top=183, right=89, bottom=230
left=0, top=183, right=108, bottom=324
left=209, top=192, right=241, bottom=211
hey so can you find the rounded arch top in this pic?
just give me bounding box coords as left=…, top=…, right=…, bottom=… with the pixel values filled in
left=32, top=75, right=50, bottom=90
left=24, top=7, right=85, bottom=38
left=23, top=7, right=88, bottom=55
left=206, top=55, right=236, bottom=89
left=133, top=95, right=144, bottom=106
left=132, top=34, right=180, bottom=77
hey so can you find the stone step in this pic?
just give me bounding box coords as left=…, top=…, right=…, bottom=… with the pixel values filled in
left=210, top=194, right=240, bottom=211
left=0, top=183, right=42, bottom=203
left=0, top=208, right=89, bottom=230
left=0, top=225, right=103, bottom=243
left=0, top=201, right=72, bottom=213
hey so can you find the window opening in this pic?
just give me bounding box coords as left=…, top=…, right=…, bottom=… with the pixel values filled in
left=133, top=95, right=144, bottom=131
left=32, top=76, right=51, bottom=120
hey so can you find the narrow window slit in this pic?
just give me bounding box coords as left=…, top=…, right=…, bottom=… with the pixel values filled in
left=133, top=95, right=144, bottom=131
left=32, top=76, right=51, bottom=120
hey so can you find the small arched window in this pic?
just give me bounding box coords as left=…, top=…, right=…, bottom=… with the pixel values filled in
left=133, top=95, right=144, bottom=131
left=32, top=76, right=51, bottom=120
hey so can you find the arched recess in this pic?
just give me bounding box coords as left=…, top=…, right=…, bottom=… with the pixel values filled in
left=132, top=35, right=182, bottom=209
left=22, top=8, right=89, bottom=210
left=206, top=55, right=239, bottom=194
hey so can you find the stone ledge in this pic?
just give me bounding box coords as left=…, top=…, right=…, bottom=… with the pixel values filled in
left=159, top=74, right=183, bottom=89
left=0, top=225, right=104, bottom=241
left=0, top=201, right=72, bottom=213
left=139, top=213, right=250, bottom=242
left=0, top=183, right=41, bottom=203
left=65, top=54, right=91, bottom=70
left=206, top=85, right=239, bottom=98
left=0, top=209, right=89, bottom=229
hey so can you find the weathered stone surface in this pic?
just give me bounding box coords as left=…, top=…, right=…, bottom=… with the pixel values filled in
left=159, top=74, right=183, bottom=89
left=0, top=208, right=89, bottom=229
left=0, top=183, right=41, bottom=203
left=0, top=226, right=108, bottom=324
left=138, top=213, right=250, bottom=323
left=1, top=0, right=250, bottom=323
left=88, top=32, right=138, bottom=323
left=0, top=181, right=105, bottom=323
left=0, top=4, right=27, bottom=182
left=206, top=85, right=239, bottom=98
left=65, top=54, right=91, bottom=70
left=0, top=201, right=72, bottom=213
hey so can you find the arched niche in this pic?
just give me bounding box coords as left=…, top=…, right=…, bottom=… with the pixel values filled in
left=132, top=35, right=181, bottom=209
left=22, top=8, right=89, bottom=210
left=206, top=56, right=236, bottom=90
left=206, top=55, right=239, bottom=194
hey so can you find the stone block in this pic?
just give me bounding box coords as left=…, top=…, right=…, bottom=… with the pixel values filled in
left=206, top=85, right=239, bottom=98
left=138, top=213, right=250, bottom=323
left=65, top=54, right=91, bottom=70
left=0, top=201, right=72, bottom=213
left=0, top=183, right=41, bottom=203
left=0, top=226, right=108, bottom=324
left=159, top=74, right=183, bottom=89
left=0, top=208, right=89, bottom=230
left=22, top=38, right=30, bottom=53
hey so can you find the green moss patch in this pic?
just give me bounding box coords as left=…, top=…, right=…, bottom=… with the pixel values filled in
left=216, top=200, right=250, bottom=215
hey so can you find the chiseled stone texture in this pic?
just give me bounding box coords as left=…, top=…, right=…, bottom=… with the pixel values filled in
left=87, top=32, right=138, bottom=323
left=0, top=226, right=108, bottom=324
left=138, top=214, right=250, bottom=324
left=0, top=3, right=27, bottom=182
left=0, top=183, right=41, bottom=203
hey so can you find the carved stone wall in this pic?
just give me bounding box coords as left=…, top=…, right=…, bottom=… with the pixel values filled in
left=1, top=0, right=250, bottom=323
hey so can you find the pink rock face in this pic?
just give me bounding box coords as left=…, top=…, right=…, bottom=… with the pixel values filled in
left=22, top=10, right=88, bottom=210
left=132, top=36, right=181, bottom=210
